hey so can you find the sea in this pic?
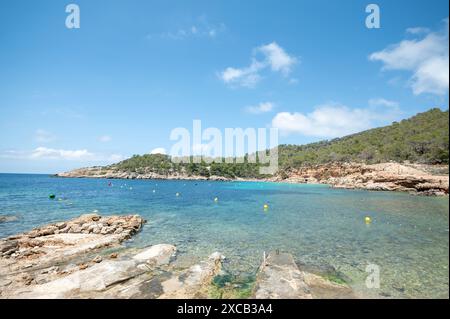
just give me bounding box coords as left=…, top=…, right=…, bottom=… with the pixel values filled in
left=0, top=173, right=448, bottom=298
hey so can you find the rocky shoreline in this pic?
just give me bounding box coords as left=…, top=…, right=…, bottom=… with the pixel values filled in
left=56, top=162, right=449, bottom=196
left=0, top=214, right=353, bottom=299
left=273, top=162, right=449, bottom=196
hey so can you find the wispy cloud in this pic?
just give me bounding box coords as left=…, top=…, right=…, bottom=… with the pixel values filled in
left=148, top=21, right=226, bottom=40
left=150, top=147, right=167, bottom=155
left=30, top=147, right=94, bottom=160
left=1, top=147, right=124, bottom=163
left=271, top=102, right=401, bottom=138
left=219, top=42, right=298, bottom=88
left=35, top=129, right=56, bottom=143
left=245, top=102, right=275, bottom=114
left=406, top=27, right=431, bottom=35
left=368, top=98, right=399, bottom=108
left=40, top=107, right=84, bottom=119
left=370, top=18, right=449, bottom=95
left=98, top=135, right=112, bottom=143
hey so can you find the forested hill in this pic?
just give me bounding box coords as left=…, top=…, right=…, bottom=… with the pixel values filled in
left=111, top=108, right=449, bottom=178
left=278, top=108, right=449, bottom=168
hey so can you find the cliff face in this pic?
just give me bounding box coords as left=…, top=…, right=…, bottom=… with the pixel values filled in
left=274, top=162, right=449, bottom=196
left=56, top=162, right=449, bottom=196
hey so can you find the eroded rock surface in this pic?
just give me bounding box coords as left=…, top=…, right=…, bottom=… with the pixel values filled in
left=133, top=244, right=176, bottom=266
left=0, top=214, right=145, bottom=262
left=253, top=252, right=312, bottom=299
left=0, top=214, right=148, bottom=298
left=158, top=252, right=225, bottom=299
left=276, top=162, right=448, bottom=196
left=253, top=252, right=354, bottom=299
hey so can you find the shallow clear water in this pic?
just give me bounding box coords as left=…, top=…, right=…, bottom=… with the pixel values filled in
left=0, top=174, right=448, bottom=298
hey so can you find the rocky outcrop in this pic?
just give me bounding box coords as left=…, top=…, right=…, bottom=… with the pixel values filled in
left=275, top=162, right=449, bottom=196
left=0, top=214, right=148, bottom=298
left=0, top=214, right=145, bottom=261
left=253, top=252, right=354, bottom=299
left=0, top=214, right=229, bottom=299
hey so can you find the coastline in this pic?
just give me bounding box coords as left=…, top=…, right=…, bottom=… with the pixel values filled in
left=55, top=162, right=449, bottom=196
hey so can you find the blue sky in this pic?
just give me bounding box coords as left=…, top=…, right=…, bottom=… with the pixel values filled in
left=0, top=0, right=448, bottom=173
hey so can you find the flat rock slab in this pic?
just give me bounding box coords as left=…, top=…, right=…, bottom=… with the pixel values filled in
left=253, top=252, right=312, bottom=299
left=133, top=244, right=176, bottom=266
left=1, top=243, right=178, bottom=299
left=14, top=260, right=142, bottom=298
left=159, top=252, right=224, bottom=299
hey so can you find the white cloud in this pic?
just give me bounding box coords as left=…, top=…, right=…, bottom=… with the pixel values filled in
left=245, top=102, right=275, bottom=114
left=370, top=18, right=449, bottom=95
left=30, top=147, right=95, bottom=160
left=219, top=42, right=297, bottom=87
left=220, top=59, right=264, bottom=88
left=271, top=103, right=400, bottom=138
left=98, top=135, right=112, bottom=143
left=35, top=129, right=56, bottom=143
left=368, top=98, right=399, bottom=108
left=150, top=148, right=167, bottom=155
left=1, top=147, right=124, bottom=163
left=257, top=42, right=297, bottom=75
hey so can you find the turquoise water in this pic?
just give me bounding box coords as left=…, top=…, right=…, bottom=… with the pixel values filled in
left=0, top=173, right=448, bottom=298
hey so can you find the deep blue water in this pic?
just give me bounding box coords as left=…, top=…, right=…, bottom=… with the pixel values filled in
left=0, top=173, right=448, bottom=298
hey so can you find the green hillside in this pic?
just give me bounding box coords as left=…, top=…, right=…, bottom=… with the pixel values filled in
left=279, top=108, right=449, bottom=168
left=111, top=108, right=449, bottom=178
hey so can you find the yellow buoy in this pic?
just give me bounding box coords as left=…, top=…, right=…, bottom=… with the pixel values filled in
left=263, top=204, right=269, bottom=210
left=365, top=216, right=372, bottom=224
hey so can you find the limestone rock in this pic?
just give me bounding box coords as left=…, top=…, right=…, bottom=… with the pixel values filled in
left=133, top=244, right=176, bottom=266
left=15, top=260, right=142, bottom=298
left=158, top=252, right=224, bottom=299
left=253, top=252, right=312, bottom=299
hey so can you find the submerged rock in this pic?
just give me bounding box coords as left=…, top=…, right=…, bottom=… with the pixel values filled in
left=0, top=215, right=19, bottom=223
left=253, top=252, right=355, bottom=299
left=133, top=244, right=176, bottom=266
left=158, top=252, right=225, bottom=299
